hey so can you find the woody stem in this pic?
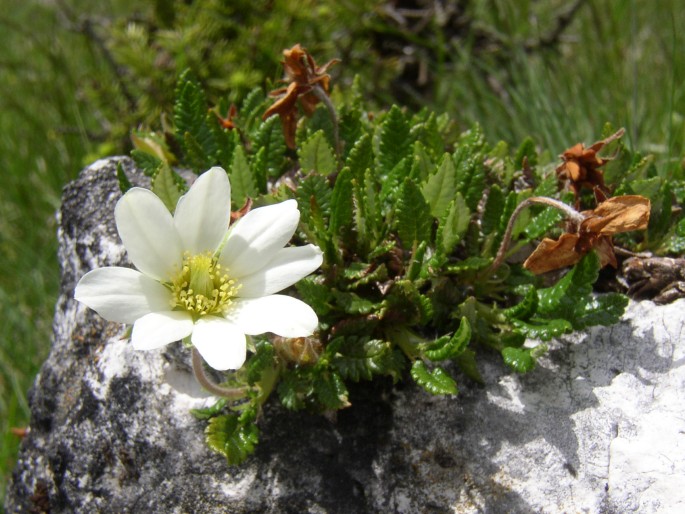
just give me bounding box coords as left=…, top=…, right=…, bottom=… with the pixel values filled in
left=489, top=196, right=584, bottom=273
left=191, top=347, right=250, bottom=399
left=312, top=84, right=341, bottom=158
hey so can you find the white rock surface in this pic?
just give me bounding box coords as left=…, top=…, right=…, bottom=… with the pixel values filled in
left=5, top=157, right=685, bottom=513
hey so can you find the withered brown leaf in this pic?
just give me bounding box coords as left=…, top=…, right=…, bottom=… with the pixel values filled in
left=523, top=195, right=650, bottom=274
left=263, top=44, right=339, bottom=148
left=556, top=128, right=625, bottom=204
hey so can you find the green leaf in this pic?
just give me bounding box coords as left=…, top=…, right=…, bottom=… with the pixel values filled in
left=523, top=205, right=564, bottom=240
left=501, top=347, right=536, bottom=373
left=410, top=141, right=436, bottom=182
left=252, top=115, right=287, bottom=180
left=131, top=149, right=162, bottom=177
left=514, top=136, right=538, bottom=168
left=396, top=178, right=432, bottom=248
left=190, top=398, right=227, bottom=420
left=503, top=286, right=538, bottom=321
left=455, top=349, right=483, bottom=383
left=511, top=318, right=573, bottom=340
left=481, top=185, right=504, bottom=235
left=329, top=167, right=354, bottom=238
left=277, top=370, right=311, bottom=410
left=411, top=361, right=458, bottom=395
left=345, top=132, right=372, bottom=181
left=423, top=317, right=471, bottom=361
left=116, top=162, right=133, bottom=193
left=572, top=293, right=629, bottom=330
left=439, top=194, right=470, bottom=254
left=246, top=341, right=275, bottom=385
left=377, top=105, right=410, bottom=174
left=152, top=164, right=185, bottom=212
left=300, top=130, right=337, bottom=175
left=332, top=290, right=377, bottom=315
left=537, top=252, right=598, bottom=318
left=314, top=371, right=350, bottom=410
left=183, top=131, right=212, bottom=173
left=422, top=153, right=456, bottom=218
left=297, top=173, right=332, bottom=217
left=205, top=411, right=259, bottom=466
left=174, top=70, right=217, bottom=165
left=229, top=146, right=257, bottom=208
left=330, top=337, right=404, bottom=382
left=296, top=276, right=333, bottom=316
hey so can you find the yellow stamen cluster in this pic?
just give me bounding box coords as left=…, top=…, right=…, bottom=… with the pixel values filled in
left=170, top=252, right=240, bottom=319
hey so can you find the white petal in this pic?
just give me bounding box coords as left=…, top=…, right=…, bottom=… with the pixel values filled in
left=237, top=245, right=323, bottom=298
left=115, top=187, right=183, bottom=281
left=74, top=267, right=171, bottom=324
left=218, top=199, right=300, bottom=277
left=192, top=316, right=247, bottom=370
left=230, top=295, right=318, bottom=337
left=174, top=167, right=232, bottom=254
left=131, top=311, right=193, bottom=350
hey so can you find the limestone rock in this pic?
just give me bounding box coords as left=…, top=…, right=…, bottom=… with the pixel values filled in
left=5, top=157, right=685, bottom=513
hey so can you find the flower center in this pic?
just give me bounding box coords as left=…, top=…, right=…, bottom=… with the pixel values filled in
left=170, top=252, right=240, bottom=319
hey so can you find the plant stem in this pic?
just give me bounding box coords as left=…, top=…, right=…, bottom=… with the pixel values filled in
left=312, top=84, right=341, bottom=158
left=191, top=348, right=250, bottom=399
left=489, top=196, right=584, bottom=273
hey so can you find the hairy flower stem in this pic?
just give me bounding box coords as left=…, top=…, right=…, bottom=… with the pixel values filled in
left=191, top=347, right=250, bottom=399
left=312, top=84, right=341, bottom=158
left=489, top=196, right=584, bottom=273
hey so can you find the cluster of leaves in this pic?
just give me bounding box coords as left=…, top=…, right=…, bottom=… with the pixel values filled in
left=127, top=70, right=682, bottom=465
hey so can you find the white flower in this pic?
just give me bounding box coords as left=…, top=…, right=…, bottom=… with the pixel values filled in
left=75, top=167, right=323, bottom=370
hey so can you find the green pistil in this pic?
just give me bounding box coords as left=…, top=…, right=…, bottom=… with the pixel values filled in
left=170, top=252, right=240, bottom=319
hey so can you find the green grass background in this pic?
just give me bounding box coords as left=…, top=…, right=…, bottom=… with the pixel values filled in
left=1, top=0, right=682, bottom=503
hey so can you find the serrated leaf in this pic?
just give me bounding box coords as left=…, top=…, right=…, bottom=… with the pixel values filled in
left=439, top=194, right=470, bottom=254
left=314, top=371, right=350, bottom=410
left=422, top=153, right=456, bottom=218
left=116, top=162, right=133, bottom=193
left=523, top=205, right=564, bottom=240
left=572, top=293, right=629, bottom=330
left=183, top=131, right=212, bottom=173
left=396, top=178, right=432, bottom=248
left=332, top=290, right=377, bottom=315
left=297, top=173, right=332, bottom=224
left=300, top=130, right=337, bottom=175
left=252, top=115, right=286, bottom=180
left=191, top=398, right=227, bottom=420
left=277, top=368, right=314, bottom=410
left=130, top=149, right=163, bottom=177
left=411, top=361, right=458, bottom=395
left=152, top=165, right=185, bottom=212
left=246, top=341, right=275, bottom=385
left=206, top=412, right=259, bottom=465
left=424, top=317, right=471, bottom=361
left=410, top=141, right=435, bottom=182
left=537, top=252, right=598, bottom=318
left=456, top=348, right=483, bottom=383
left=174, top=71, right=216, bottom=163
left=511, top=318, right=572, bottom=340
left=504, top=285, right=538, bottom=321
left=329, top=167, right=354, bottom=239
left=296, top=276, right=333, bottom=315
left=229, top=146, right=257, bottom=208
left=514, top=136, right=538, bottom=168
left=481, top=185, right=504, bottom=235
left=330, top=337, right=402, bottom=382
left=501, top=347, right=536, bottom=373
left=379, top=157, right=411, bottom=206
left=377, top=105, right=411, bottom=174
left=345, top=132, right=372, bottom=181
